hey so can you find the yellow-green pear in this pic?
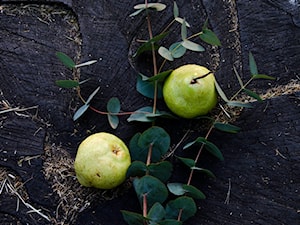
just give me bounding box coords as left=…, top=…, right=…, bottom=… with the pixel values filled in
left=163, top=64, right=217, bottom=118
left=74, top=132, right=131, bottom=189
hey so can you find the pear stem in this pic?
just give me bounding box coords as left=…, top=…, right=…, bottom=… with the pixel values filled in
left=190, top=71, right=213, bottom=84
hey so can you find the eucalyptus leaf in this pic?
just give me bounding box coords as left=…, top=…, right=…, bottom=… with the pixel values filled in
left=249, top=52, right=258, bottom=75
left=213, top=122, right=241, bottom=133
left=55, top=80, right=79, bottom=88
left=165, top=196, right=197, bottom=222
left=136, top=74, right=163, bottom=99
left=107, top=114, right=119, bottom=129
left=126, top=161, right=147, bottom=178
left=183, top=140, right=197, bottom=150
left=107, top=97, right=121, bottom=113
left=145, top=112, right=165, bottom=119
left=233, top=66, right=244, bottom=87
left=75, top=59, right=97, bottom=68
left=86, top=86, right=100, bottom=105
left=145, top=110, right=177, bottom=119
left=215, top=79, right=229, bottom=102
left=158, top=46, right=174, bottom=61
left=79, top=78, right=91, bottom=85
left=129, top=133, right=149, bottom=162
left=147, top=202, right=165, bottom=223
left=158, top=219, right=182, bottom=225
left=199, top=28, right=221, bottom=46
left=182, top=184, right=206, bottom=199
left=133, top=32, right=169, bottom=57
left=140, top=73, right=151, bottom=81
left=190, top=167, right=216, bottom=178
left=129, top=8, right=144, bottom=17
left=202, top=139, right=224, bottom=161
left=173, top=1, right=179, bottom=18
left=183, top=137, right=224, bottom=161
left=182, top=39, right=205, bottom=52
left=252, top=74, right=275, bottom=80
left=175, top=17, right=191, bottom=27
left=227, top=101, right=253, bottom=108
left=134, top=42, right=159, bottom=58
left=149, top=32, right=170, bottom=42
left=243, top=88, right=263, bottom=102
left=121, top=210, right=147, bottom=225
left=133, top=175, right=168, bottom=209
left=148, top=161, right=173, bottom=182
left=167, top=183, right=186, bottom=196
left=127, top=106, right=155, bottom=123
left=169, top=42, right=186, bottom=58
left=176, top=156, right=195, bottom=168
left=138, top=126, right=170, bottom=162
left=146, top=70, right=173, bottom=82
left=202, top=18, right=209, bottom=30
left=134, top=3, right=166, bottom=11
left=56, top=52, right=75, bottom=69
left=73, top=104, right=89, bottom=121
left=129, top=127, right=170, bottom=162
left=181, top=18, right=187, bottom=40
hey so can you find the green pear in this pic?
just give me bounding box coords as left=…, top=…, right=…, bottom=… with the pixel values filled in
left=74, top=132, right=131, bottom=189
left=163, top=64, right=217, bottom=118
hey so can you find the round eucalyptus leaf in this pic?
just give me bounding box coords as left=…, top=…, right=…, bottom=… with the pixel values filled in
left=129, top=133, right=148, bottom=162
left=133, top=175, right=168, bottom=209
left=107, top=97, right=121, bottom=113
left=147, top=202, right=165, bottom=222
left=167, top=183, right=186, bottom=196
left=183, top=184, right=206, bottom=199
left=107, top=114, right=119, bottom=129
left=138, top=126, right=171, bottom=162
left=169, top=42, right=186, bottom=58
left=148, top=161, right=173, bottom=182
left=165, top=196, right=197, bottom=222
left=127, top=106, right=155, bottom=123
left=126, top=161, right=147, bottom=178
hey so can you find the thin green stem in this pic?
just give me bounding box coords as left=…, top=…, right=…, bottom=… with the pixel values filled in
left=230, top=77, right=254, bottom=100
left=160, top=19, right=176, bottom=34
left=187, top=124, right=214, bottom=185
left=187, top=31, right=203, bottom=40
left=143, top=4, right=151, bottom=223
left=88, top=106, right=141, bottom=116
left=146, top=12, right=159, bottom=114
left=158, top=59, right=167, bottom=74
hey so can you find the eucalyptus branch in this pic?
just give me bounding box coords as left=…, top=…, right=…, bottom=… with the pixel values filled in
left=145, top=4, right=159, bottom=115
left=160, top=19, right=176, bottom=34
left=230, top=76, right=255, bottom=100
left=187, top=125, right=214, bottom=185
left=186, top=73, right=261, bottom=186
left=75, top=90, right=143, bottom=116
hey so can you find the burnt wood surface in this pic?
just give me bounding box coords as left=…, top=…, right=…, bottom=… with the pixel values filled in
left=0, top=0, right=299, bottom=224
